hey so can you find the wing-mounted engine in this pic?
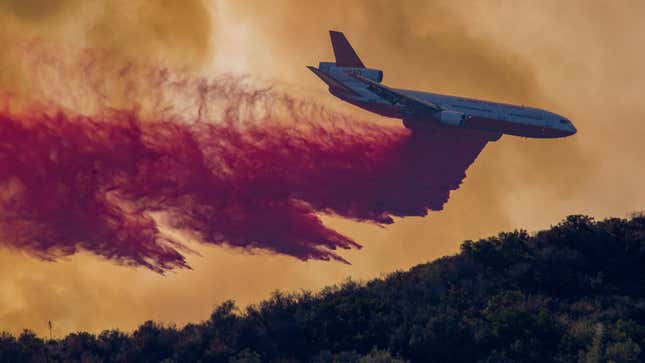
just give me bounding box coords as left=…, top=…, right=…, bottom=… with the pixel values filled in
left=404, top=111, right=465, bottom=128
left=403, top=115, right=502, bottom=141
left=437, top=111, right=465, bottom=126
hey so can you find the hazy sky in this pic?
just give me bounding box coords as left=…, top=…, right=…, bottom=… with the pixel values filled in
left=0, top=0, right=643, bottom=336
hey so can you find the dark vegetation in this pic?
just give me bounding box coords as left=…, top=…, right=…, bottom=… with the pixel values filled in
left=2, top=214, right=645, bottom=362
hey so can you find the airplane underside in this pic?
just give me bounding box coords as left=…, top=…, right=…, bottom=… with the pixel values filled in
left=463, top=116, right=573, bottom=138
left=403, top=115, right=571, bottom=139
left=348, top=97, right=569, bottom=140
left=401, top=117, right=502, bottom=141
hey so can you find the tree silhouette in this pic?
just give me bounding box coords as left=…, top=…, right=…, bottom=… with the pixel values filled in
left=1, top=214, right=645, bottom=362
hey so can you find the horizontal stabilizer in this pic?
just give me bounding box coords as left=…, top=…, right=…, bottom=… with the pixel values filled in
left=330, top=31, right=365, bottom=68
left=307, top=66, right=360, bottom=96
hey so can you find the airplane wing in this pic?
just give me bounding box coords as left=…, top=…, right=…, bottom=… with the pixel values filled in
left=350, top=73, right=442, bottom=115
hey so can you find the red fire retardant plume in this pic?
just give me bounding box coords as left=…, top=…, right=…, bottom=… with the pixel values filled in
left=0, top=57, right=487, bottom=272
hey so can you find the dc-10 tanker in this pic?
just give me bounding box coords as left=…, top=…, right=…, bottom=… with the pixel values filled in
left=308, top=31, right=577, bottom=141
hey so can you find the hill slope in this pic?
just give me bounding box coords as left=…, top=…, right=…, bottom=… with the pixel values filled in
left=2, top=214, right=645, bottom=362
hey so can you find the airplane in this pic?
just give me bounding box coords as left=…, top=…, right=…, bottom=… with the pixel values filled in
left=308, top=31, right=577, bottom=141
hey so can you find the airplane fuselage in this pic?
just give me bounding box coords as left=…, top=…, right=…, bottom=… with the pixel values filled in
left=335, top=87, right=576, bottom=139
left=309, top=32, right=577, bottom=141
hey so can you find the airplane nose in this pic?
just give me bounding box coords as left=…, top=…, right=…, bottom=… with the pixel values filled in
left=569, top=124, right=577, bottom=135
left=558, top=117, right=576, bottom=136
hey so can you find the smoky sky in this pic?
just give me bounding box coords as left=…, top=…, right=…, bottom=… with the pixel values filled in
left=0, top=0, right=213, bottom=95
left=0, top=0, right=640, bottom=337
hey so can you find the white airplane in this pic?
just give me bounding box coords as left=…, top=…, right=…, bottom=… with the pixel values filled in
left=308, top=31, right=577, bottom=141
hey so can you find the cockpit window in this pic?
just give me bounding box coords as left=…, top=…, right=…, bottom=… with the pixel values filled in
left=560, top=119, right=569, bottom=124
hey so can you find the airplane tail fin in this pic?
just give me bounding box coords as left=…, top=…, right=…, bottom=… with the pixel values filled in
left=329, top=31, right=365, bottom=68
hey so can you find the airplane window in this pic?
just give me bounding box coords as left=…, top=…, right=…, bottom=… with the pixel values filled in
left=510, top=113, right=540, bottom=120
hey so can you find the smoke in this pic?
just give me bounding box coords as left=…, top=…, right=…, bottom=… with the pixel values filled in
left=0, top=0, right=213, bottom=97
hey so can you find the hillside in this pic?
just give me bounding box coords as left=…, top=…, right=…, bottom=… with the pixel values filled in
left=2, top=214, right=645, bottom=362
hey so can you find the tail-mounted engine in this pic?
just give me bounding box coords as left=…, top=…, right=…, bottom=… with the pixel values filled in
left=319, top=62, right=383, bottom=83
